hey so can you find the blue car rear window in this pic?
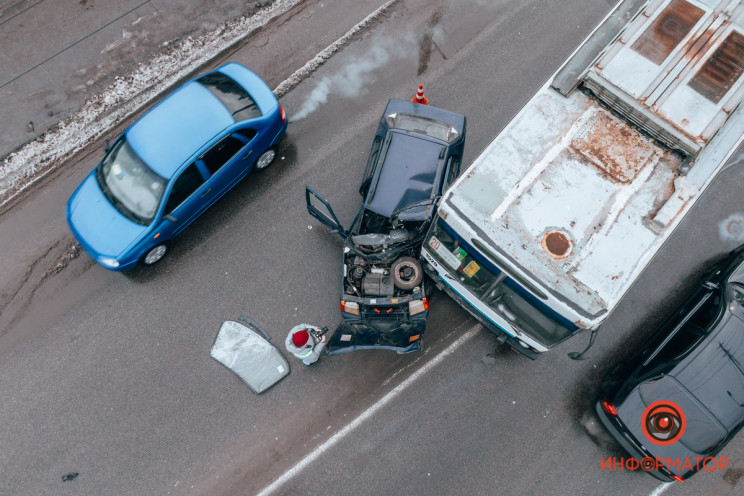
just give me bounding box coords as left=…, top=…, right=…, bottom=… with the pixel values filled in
left=197, top=73, right=261, bottom=121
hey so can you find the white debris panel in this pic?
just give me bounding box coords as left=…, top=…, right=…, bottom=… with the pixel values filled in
left=211, top=320, right=290, bottom=394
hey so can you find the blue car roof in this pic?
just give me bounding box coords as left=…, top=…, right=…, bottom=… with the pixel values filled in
left=126, top=80, right=234, bottom=179
left=125, top=63, right=278, bottom=179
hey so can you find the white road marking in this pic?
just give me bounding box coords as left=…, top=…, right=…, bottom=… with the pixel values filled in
left=273, top=0, right=399, bottom=98
left=255, top=324, right=481, bottom=496
left=648, top=483, right=672, bottom=496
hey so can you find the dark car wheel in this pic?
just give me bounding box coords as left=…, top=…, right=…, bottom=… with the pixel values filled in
left=142, top=244, right=168, bottom=266
left=255, top=147, right=277, bottom=170
left=392, top=256, right=423, bottom=290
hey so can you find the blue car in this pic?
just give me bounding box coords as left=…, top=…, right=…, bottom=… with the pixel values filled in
left=67, top=63, right=287, bottom=270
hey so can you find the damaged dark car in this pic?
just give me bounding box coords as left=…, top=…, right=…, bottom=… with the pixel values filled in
left=306, top=98, right=466, bottom=355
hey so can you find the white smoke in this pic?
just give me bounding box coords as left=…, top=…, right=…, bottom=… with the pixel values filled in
left=292, top=39, right=410, bottom=120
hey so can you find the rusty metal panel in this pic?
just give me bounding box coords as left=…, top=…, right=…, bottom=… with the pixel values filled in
left=570, top=110, right=657, bottom=183
left=631, top=0, right=706, bottom=64
left=592, top=0, right=744, bottom=147
left=689, top=30, right=744, bottom=102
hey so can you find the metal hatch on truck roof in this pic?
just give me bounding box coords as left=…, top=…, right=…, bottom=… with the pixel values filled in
left=587, top=0, right=744, bottom=152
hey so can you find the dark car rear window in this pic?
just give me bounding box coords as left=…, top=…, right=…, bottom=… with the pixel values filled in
left=385, top=112, right=460, bottom=142
left=639, top=377, right=727, bottom=455
left=197, top=73, right=261, bottom=121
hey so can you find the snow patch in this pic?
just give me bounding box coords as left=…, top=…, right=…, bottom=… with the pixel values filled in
left=0, top=0, right=304, bottom=210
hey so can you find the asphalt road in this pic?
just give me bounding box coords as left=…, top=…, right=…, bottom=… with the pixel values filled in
left=0, top=0, right=266, bottom=159
left=2, top=1, right=744, bottom=495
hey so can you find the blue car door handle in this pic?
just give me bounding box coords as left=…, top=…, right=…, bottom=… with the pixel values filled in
left=242, top=150, right=253, bottom=161
left=200, top=188, right=212, bottom=198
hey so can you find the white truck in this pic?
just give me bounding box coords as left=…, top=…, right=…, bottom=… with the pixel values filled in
left=422, top=0, right=744, bottom=358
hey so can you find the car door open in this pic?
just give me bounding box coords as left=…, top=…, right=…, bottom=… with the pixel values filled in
left=305, top=186, right=346, bottom=236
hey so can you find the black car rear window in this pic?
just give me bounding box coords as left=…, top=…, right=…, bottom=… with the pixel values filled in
left=385, top=112, right=460, bottom=142
left=197, top=73, right=261, bottom=121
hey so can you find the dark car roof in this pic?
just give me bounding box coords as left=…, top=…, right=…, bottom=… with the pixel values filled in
left=673, top=312, right=744, bottom=431
left=367, top=132, right=445, bottom=219
left=622, top=308, right=744, bottom=463
left=364, top=99, right=465, bottom=221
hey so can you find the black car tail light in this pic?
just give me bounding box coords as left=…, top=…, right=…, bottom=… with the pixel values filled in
left=601, top=399, right=618, bottom=416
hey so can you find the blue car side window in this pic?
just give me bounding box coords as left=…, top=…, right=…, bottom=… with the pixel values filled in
left=236, top=128, right=257, bottom=142
left=201, top=135, right=245, bottom=175
left=165, top=163, right=205, bottom=213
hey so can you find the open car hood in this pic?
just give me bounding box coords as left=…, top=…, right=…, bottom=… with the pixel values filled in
left=211, top=318, right=290, bottom=394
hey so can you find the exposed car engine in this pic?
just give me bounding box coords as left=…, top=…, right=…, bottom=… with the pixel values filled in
left=344, top=254, right=423, bottom=298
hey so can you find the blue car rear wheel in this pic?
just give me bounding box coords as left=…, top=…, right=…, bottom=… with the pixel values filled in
left=255, top=147, right=277, bottom=170
left=142, top=244, right=168, bottom=265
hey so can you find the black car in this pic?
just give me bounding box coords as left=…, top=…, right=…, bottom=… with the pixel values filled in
left=306, top=98, right=466, bottom=354
left=596, top=246, right=744, bottom=482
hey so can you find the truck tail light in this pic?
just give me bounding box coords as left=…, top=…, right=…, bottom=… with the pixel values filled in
left=409, top=298, right=429, bottom=316
left=341, top=301, right=360, bottom=316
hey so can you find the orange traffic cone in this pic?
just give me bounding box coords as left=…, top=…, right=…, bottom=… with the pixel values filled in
left=411, top=84, right=429, bottom=105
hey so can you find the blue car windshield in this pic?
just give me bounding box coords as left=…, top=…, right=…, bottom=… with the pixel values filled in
left=97, top=138, right=167, bottom=225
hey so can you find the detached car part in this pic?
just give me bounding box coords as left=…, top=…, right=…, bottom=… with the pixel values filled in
left=210, top=318, right=290, bottom=394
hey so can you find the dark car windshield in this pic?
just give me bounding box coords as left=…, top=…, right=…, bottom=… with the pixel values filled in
left=96, top=138, right=167, bottom=225
left=197, top=73, right=261, bottom=121
left=727, top=283, right=744, bottom=321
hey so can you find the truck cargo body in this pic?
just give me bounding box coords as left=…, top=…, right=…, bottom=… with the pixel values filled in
left=422, top=0, right=744, bottom=357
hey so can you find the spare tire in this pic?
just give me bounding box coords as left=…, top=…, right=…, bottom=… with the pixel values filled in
left=391, top=256, right=423, bottom=290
